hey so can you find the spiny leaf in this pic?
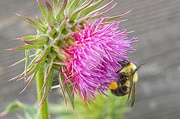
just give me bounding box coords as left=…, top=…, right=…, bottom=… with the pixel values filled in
left=39, top=69, right=54, bottom=109
left=20, top=35, right=49, bottom=45
left=26, top=53, right=41, bottom=68
left=33, top=46, right=52, bottom=64
left=105, top=10, right=131, bottom=22
left=17, top=64, right=39, bottom=81
left=77, top=0, right=104, bottom=19
left=69, top=0, right=93, bottom=22
left=21, top=35, right=37, bottom=40
left=59, top=15, right=68, bottom=32
left=24, top=50, right=30, bottom=82
left=57, top=0, right=61, bottom=8
left=53, top=0, right=58, bottom=13
left=8, top=54, right=36, bottom=68
left=56, top=0, right=67, bottom=23
left=80, top=0, right=91, bottom=7
left=66, top=0, right=73, bottom=11
left=87, top=3, right=117, bottom=22
left=10, top=45, right=42, bottom=50
left=36, top=16, right=46, bottom=26
left=52, top=46, right=66, bottom=61
left=45, top=0, right=52, bottom=13
left=58, top=74, right=68, bottom=108
left=0, top=101, right=25, bottom=117
left=60, top=68, right=74, bottom=110
left=45, top=0, right=56, bottom=25
left=48, top=26, right=58, bottom=38
left=67, top=0, right=82, bottom=17
left=88, top=0, right=113, bottom=16
left=19, top=70, right=38, bottom=94
left=16, top=14, right=47, bottom=33
left=59, top=72, right=74, bottom=111
left=9, top=55, right=39, bottom=81
left=63, top=81, right=75, bottom=111
left=37, top=0, right=47, bottom=21
left=39, top=56, right=55, bottom=94
left=72, top=14, right=96, bottom=28
left=58, top=0, right=61, bottom=4
left=23, top=106, right=38, bottom=119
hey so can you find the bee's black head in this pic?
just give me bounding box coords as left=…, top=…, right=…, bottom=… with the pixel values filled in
left=118, top=60, right=130, bottom=67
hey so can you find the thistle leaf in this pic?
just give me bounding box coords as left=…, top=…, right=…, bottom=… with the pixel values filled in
left=45, top=0, right=56, bottom=25
left=17, top=14, right=47, bottom=33
left=9, top=66, right=35, bottom=81
left=56, top=0, right=67, bottom=23
left=19, top=70, right=38, bottom=94
left=105, top=10, right=131, bottom=22
left=0, top=101, right=25, bottom=117
left=57, top=0, right=61, bottom=8
left=59, top=15, right=68, bottom=32
left=39, top=57, right=55, bottom=95
left=53, top=0, right=58, bottom=13
left=36, top=16, right=46, bottom=26
left=52, top=46, right=66, bottom=61
left=88, top=0, right=113, bottom=16
left=72, top=14, right=96, bottom=28
left=25, top=50, right=30, bottom=81
left=69, top=0, right=93, bottom=22
left=21, top=35, right=37, bottom=40
left=23, top=106, right=38, bottom=119
left=9, top=56, right=39, bottom=81
left=87, top=3, right=117, bottom=22
left=77, top=0, right=104, bottom=19
left=33, top=46, right=52, bottom=64
left=8, top=54, right=36, bottom=68
left=20, top=35, right=49, bottom=45
left=11, top=45, right=42, bottom=50
left=59, top=72, right=74, bottom=110
left=58, top=74, right=68, bottom=108
left=45, top=0, right=52, bottom=13
left=64, top=80, right=74, bottom=111
left=37, top=0, right=47, bottom=21
left=67, top=0, right=82, bottom=17
left=17, top=64, right=39, bottom=81
left=39, top=68, right=54, bottom=109
left=48, top=26, right=58, bottom=38
left=66, top=0, right=73, bottom=10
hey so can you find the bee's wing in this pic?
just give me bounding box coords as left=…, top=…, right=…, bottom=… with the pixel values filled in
left=131, top=83, right=135, bottom=107
left=127, top=74, right=133, bottom=102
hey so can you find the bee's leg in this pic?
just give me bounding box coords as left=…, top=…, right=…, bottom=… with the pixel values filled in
left=116, top=84, right=127, bottom=96
left=119, top=73, right=131, bottom=77
left=116, top=69, right=121, bottom=74
left=111, top=89, right=119, bottom=96
left=120, top=84, right=128, bottom=94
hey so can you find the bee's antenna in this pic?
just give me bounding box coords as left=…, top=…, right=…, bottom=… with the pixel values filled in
left=133, top=63, right=146, bottom=75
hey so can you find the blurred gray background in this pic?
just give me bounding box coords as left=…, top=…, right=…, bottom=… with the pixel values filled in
left=0, top=0, right=180, bottom=119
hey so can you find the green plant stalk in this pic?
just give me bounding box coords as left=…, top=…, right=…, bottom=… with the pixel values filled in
left=36, top=67, right=50, bottom=119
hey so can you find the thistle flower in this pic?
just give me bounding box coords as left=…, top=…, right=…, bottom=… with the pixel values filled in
left=60, top=18, right=137, bottom=102
left=9, top=0, right=137, bottom=109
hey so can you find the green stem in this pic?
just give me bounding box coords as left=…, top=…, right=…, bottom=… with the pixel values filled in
left=36, top=67, right=50, bottom=119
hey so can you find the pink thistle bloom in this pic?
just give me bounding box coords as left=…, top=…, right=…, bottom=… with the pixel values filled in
left=62, top=18, right=137, bottom=102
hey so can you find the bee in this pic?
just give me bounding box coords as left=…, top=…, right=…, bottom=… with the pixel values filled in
left=109, top=60, right=145, bottom=107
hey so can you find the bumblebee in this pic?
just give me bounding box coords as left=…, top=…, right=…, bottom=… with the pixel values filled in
left=109, top=60, right=144, bottom=107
